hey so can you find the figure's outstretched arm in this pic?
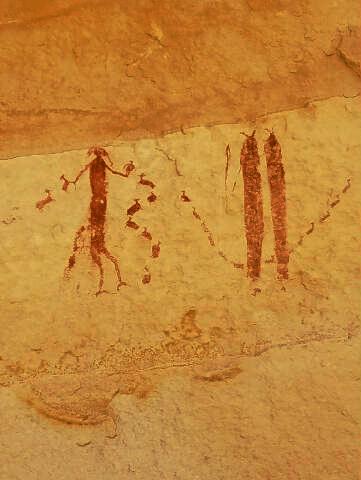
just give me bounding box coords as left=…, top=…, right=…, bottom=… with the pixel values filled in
left=105, top=160, right=135, bottom=178
left=60, top=162, right=91, bottom=190
left=105, top=165, right=127, bottom=177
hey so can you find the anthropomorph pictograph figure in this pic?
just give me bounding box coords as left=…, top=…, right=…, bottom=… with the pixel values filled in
left=240, top=131, right=264, bottom=279
left=264, top=131, right=289, bottom=279
left=61, top=146, right=134, bottom=295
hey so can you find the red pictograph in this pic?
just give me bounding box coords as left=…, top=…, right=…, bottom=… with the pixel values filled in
left=240, top=131, right=264, bottom=280
left=264, top=131, right=289, bottom=279
left=61, top=146, right=134, bottom=295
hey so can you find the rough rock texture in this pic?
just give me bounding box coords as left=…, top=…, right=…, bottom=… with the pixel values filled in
left=0, top=2, right=360, bottom=480
left=0, top=0, right=360, bottom=158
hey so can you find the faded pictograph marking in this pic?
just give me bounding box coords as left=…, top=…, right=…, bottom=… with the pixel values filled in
left=142, top=266, right=151, bottom=284
left=151, top=241, right=161, bottom=258
left=188, top=204, right=244, bottom=270
left=292, top=177, right=352, bottom=252
left=224, top=143, right=231, bottom=212
left=180, top=190, right=191, bottom=202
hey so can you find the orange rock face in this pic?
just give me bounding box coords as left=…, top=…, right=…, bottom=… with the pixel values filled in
left=0, top=2, right=360, bottom=480
left=0, top=1, right=360, bottom=158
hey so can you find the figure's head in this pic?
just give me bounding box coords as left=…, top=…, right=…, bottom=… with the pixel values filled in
left=240, top=130, right=256, bottom=139
left=265, top=128, right=277, bottom=146
left=88, top=146, right=109, bottom=158
left=87, top=146, right=113, bottom=166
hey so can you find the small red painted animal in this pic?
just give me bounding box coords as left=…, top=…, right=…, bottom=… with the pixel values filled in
left=180, top=190, right=191, bottom=202
left=141, top=228, right=152, bottom=241
left=36, top=189, right=54, bottom=211
left=61, top=146, right=134, bottom=295
left=139, top=173, right=156, bottom=189
left=126, top=217, right=139, bottom=230
left=142, top=267, right=151, bottom=284
left=127, top=199, right=142, bottom=217
left=60, top=175, right=70, bottom=191
left=147, top=192, right=157, bottom=203
left=151, top=241, right=161, bottom=258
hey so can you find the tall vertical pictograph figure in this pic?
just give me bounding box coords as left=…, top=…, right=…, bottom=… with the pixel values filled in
left=264, top=131, right=289, bottom=279
left=240, top=131, right=264, bottom=279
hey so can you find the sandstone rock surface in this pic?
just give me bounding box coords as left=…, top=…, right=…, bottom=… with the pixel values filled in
left=0, top=2, right=360, bottom=479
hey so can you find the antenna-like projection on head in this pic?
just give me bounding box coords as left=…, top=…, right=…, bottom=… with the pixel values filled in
left=264, top=127, right=277, bottom=146
left=240, top=130, right=256, bottom=138
left=265, top=127, right=277, bottom=136
left=87, top=146, right=113, bottom=166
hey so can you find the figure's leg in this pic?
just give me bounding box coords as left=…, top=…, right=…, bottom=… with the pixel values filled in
left=101, top=247, right=127, bottom=290
left=91, top=246, right=105, bottom=295
left=64, top=225, right=86, bottom=278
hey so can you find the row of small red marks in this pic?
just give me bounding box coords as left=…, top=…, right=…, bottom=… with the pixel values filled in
left=191, top=207, right=216, bottom=247
left=293, top=177, right=351, bottom=252
left=139, top=173, right=157, bottom=203
left=264, top=132, right=289, bottom=279
left=36, top=189, right=54, bottom=211
left=125, top=172, right=160, bottom=285
left=240, top=131, right=264, bottom=280
left=190, top=204, right=244, bottom=270
left=65, top=225, right=87, bottom=277
left=188, top=201, right=210, bottom=244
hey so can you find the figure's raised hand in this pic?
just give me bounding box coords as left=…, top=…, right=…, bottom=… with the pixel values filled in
left=124, top=160, right=135, bottom=176
left=60, top=174, right=71, bottom=191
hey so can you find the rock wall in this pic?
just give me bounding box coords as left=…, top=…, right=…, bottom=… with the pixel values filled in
left=0, top=2, right=360, bottom=479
